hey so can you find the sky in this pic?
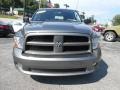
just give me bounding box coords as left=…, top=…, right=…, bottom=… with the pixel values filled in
left=51, top=0, right=120, bottom=24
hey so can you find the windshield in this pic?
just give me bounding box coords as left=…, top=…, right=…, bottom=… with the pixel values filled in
left=31, top=9, right=81, bottom=22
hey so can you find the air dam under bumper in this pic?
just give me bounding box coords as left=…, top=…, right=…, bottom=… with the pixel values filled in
left=13, top=48, right=101, bottom=76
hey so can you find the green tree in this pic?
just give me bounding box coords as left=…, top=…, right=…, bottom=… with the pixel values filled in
left=40, top=0, right=47, bottom=8
left=54, top=3, right=60, bottom=8
left=0, top=0, right=14, bottom=9
left=0, top=0, right=48, bottom=14
left=0, top=0, right=3, bottom=6
left=25, top=0, right=38, bottom=14
left=14, top=0, right=23, bottom=8
left=24, top=0, right=47, bottom=15
left=112, top=14, right=120, bottom=26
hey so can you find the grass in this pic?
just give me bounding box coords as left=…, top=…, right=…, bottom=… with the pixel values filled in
left=0, top=14, right=18, bottom=19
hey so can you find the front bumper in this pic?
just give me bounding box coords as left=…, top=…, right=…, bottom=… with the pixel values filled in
left=13, top=48, right=101, bottom=76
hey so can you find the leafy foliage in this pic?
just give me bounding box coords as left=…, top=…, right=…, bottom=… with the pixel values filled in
left=54, top=3, right=60, bottom=8
left=0, top=0, right=49, bottom=15
left=112, top=14, right=120, bottom=26
left=14, top=0, right=23, bottom=8
left=40, top=0, right=48, bottom=8
left=0, top=0, right=15, bottom=9
left=0, top=0, right=48, bottom=10
left=25, top=0, right=47, bottom=14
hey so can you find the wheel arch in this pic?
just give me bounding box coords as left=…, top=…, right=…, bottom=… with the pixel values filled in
left=103, top=30, right=118, bottom=37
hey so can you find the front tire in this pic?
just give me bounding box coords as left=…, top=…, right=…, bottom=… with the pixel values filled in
left=2, top=34, right=9, bottom=37
left=104, top=31, right=116, bottom=42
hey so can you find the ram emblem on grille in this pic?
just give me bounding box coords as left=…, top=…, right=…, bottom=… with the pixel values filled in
left=55, top=42, right=63, bottom=47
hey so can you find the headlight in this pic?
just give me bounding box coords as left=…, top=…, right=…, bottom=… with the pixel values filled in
left=13, top=30, right=24, bottom=49
left=92, top=37, right=101, bottom=57
left=14, top=37, right=23, bottom=49
left=92, top=36, right=100, bottom=49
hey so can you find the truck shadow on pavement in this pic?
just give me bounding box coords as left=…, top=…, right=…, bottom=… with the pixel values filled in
left=31, top=60, right=108, bottom=85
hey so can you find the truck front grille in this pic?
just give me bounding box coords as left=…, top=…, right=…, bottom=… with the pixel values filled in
left=24, top=34, right=91, bottom=55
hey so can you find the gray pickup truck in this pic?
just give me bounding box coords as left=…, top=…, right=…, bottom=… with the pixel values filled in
left=13, top=8, right=101, bottom=76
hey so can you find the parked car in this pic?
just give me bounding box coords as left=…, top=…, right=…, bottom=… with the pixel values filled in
left=0, top=21, right=13, bottom=37
left=13, top=8, right=101, bottom=76
left=102, top=25, right=120, bottom=42
left=92, top=25, right=105, bottom=32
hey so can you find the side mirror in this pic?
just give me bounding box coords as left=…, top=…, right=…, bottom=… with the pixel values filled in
left=23, top=17, right=29, bottom=23
left=84, top=19, right=92, bottom=25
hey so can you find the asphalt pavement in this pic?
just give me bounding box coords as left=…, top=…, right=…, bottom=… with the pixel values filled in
left=0, top=36, right=120, bottom=90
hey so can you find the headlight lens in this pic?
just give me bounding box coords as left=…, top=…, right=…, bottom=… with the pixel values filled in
left=13, top=30, right=24, bottom=49
left=92, top=36, right=100, bottom=49
left=14, top=37, right=23, bottom=49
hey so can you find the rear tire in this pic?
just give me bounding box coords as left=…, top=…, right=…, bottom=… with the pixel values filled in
left=2, top=34, right=9, bottom=37
left=104, top=31, right=116, bottom=42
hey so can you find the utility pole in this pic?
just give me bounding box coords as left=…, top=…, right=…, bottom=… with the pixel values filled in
left=23, top=0, right=26, bottom=17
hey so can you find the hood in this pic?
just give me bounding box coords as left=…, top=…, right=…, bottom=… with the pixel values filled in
left=24, top=22, right=93, bottom=35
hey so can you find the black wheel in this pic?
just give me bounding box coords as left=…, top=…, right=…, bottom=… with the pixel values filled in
left=104, top=31, right=116, bottom=42
left=2, top=34, right=9, bottom=37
